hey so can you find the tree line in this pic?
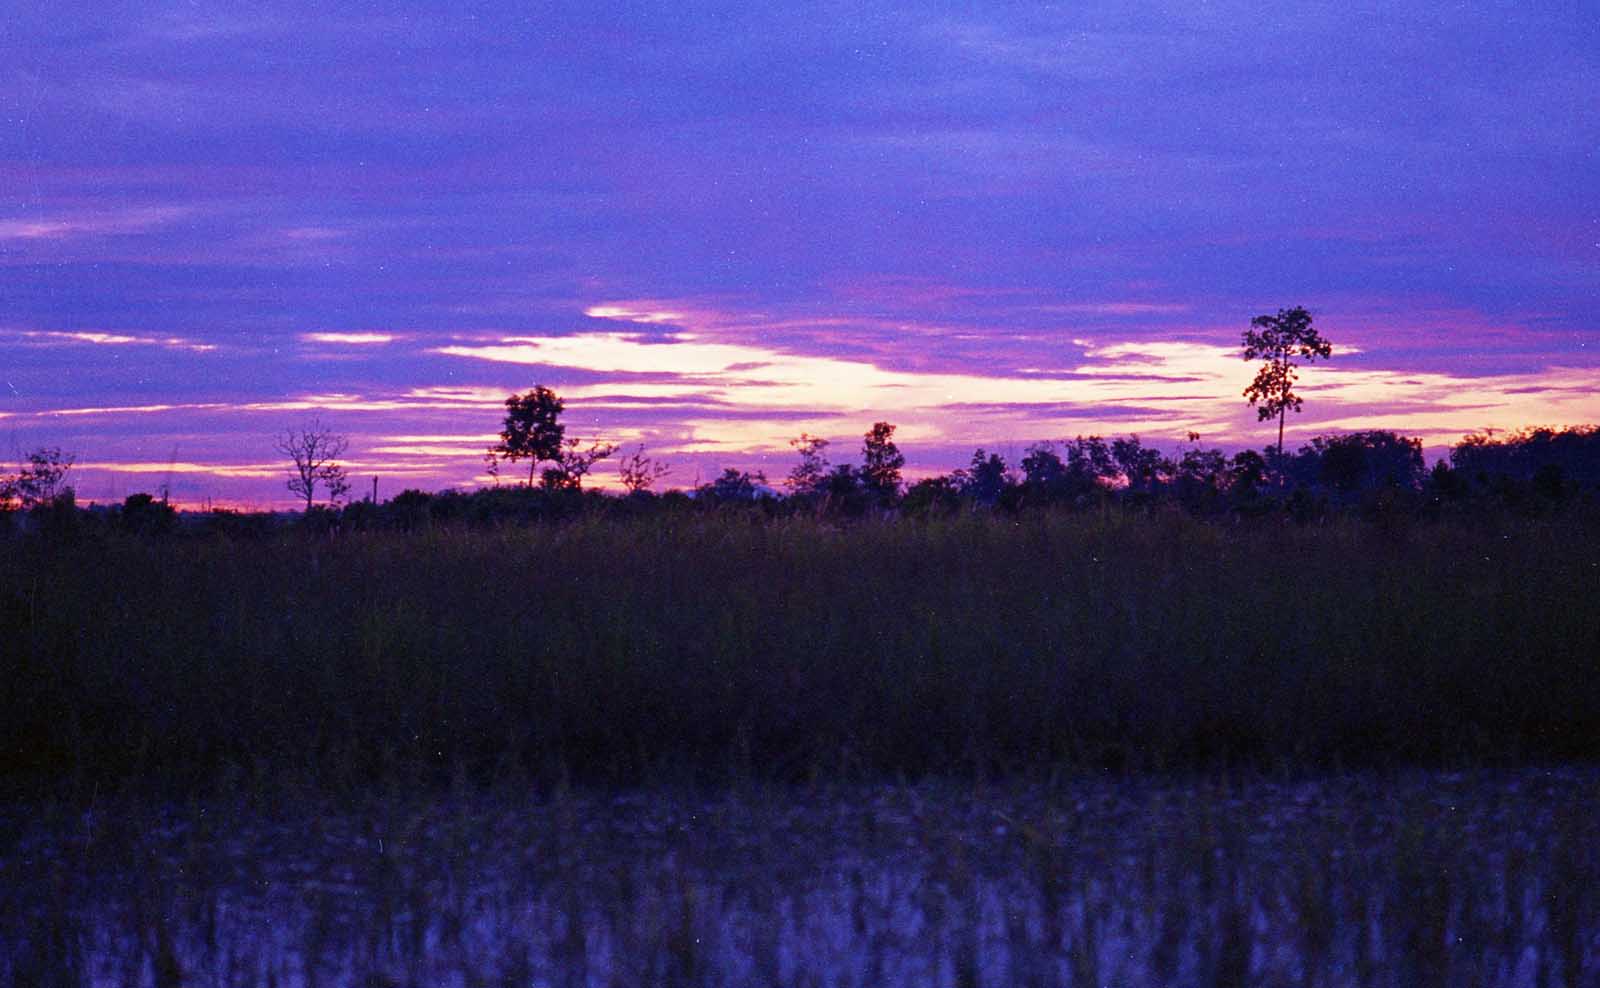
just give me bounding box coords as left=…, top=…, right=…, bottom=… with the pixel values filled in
left=6, top=304, right=1599, bottom=531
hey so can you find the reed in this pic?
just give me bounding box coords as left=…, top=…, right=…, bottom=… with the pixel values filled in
left=2, top=509, right=1597, bottom=793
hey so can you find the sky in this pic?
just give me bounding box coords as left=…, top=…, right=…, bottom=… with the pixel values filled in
left=3, top=2, right=1597, bottom=506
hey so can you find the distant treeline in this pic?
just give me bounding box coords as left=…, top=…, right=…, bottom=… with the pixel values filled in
left=5, top=425, right=1597, bottom=538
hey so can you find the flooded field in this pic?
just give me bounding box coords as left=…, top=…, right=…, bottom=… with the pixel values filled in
left=3, top=768, right=1597, bottom=987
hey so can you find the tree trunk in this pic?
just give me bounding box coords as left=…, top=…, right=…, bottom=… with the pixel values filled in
left=1277, top=406, right=1287, bottom=488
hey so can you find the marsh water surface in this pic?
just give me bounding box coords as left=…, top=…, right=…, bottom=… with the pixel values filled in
left=4, top=769, right=1597, bottom=987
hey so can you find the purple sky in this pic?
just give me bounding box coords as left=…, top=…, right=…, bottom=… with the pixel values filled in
left=3, top=3, right=1597, bottom=506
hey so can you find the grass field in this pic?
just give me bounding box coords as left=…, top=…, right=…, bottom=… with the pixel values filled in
left=3, top=508, right=1598, bottom=793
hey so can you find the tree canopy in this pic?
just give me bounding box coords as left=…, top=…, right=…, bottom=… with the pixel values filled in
left=1242, top=306, right=1333, bottom=458
left=491, top=386, right=567, bottom=487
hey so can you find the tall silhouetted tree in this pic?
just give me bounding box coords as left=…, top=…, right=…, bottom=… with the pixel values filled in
left=275, top=421, right=349, bottom=511
left=1242, top=306, right=1332, bottom=460
left=860, top=421, right=905, bottom=503
left=491, top=386, right=566, bottom=487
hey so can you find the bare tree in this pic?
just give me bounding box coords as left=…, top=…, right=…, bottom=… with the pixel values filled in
left=618, top=444, right=672, bottom=494
left=2, top=447, right=76, bottom=509
left=275, top=420, right=351, bottom=511
left=541, top=438, right=618, bottom=490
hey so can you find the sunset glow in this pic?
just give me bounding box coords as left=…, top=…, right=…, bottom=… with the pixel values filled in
left=2, top=4, right=1594, bottom=506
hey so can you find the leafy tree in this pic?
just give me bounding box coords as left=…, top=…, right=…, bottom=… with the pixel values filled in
left=1228, top=449, right=1269, bottom=500
left=491, top=386, right=567, bottom=487
left=1062, top=436, right=1118, bottom=487
left=119, top=492, right=177, bottom=534
left=860, top=421, right=905, bottom=503
left=1174, top=441, right=1229, bottom=512
left=961, top=448, right=1012, bottom=505
left=1451, top=426, right=1600, bottom=490
left=275, top=422, right=349, bottom=511
left=901, top=475, right=962, bottom=515
left=618, top=444, right=672, bottom=494
left=1020, top=442, right=1067, bottom=487
left=700, top=467, right=768, bottom=502
left=786, top=433, right=831, bottom=494
left=1111, top=435, right=1172, bottom=495
left=1302, top=431, right=1424, bottom=495
left=1242, top=306, right=1333, bottom=459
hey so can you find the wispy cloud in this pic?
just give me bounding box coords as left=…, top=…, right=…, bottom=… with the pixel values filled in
left=0, top=206, right=192, bottom=242
left=301, top=332, right=395, bottom=345
left=11, top=330, right=217, bottom=353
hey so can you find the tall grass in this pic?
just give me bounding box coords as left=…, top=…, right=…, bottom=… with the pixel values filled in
left=3, top=509, right=1597, bottom=791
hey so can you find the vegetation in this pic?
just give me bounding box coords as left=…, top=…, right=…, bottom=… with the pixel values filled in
left=3, top=501, right=1597, bottom=796
left=488, top=385, right=566, bottom=486
left=274, top=420, right=350, bottom=510
left=1241, top=305, right=1333, bottom=460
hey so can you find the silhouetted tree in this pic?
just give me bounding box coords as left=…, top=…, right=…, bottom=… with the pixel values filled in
left=618, top=444, right=672, bottom=494
left=1242, top=306, right=1332, bottom=462
left=1451, top=426, right=1600, bottom=490
left=786, top=433, right=831, bottom=494
left=860, top=421, right=905, bottom=504
left=1020, top=442, right=1066, bottom=486
left=6, top=446, right=75, bottom=509
left=1111, top=435, right=1172, bottom=495
left=491, top=386, right=566, bottom=487
left=542, top=438, right=617, bottom=490
left=961, top=448, right=1011, bottom=506
left=275, top=421, right=349, bottom=511
left=700, top=468, right=768, bottom=502
left=1228, top=449, right=1269, bottom=501
left=1063, top=436, right=1117, bottom=486
left=118, top=492, right=177, bottom=534
left=1302, top=431, right=1424, bottom=496
left=1174, top=439, right=1229, bottom=512
left=902, top=475, right=962, bottom=515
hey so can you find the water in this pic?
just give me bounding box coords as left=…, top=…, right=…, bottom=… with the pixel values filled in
left=3, top=769, right=1596, bottom=987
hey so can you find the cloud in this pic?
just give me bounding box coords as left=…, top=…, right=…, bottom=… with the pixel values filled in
left=301, top=332, right=395, bottom=345
left=0, top=207, right=192, bottom=242
left=10, top=330, right=217, bottom=353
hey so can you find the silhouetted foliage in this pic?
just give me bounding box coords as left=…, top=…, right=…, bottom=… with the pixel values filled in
left=961, top=448, right=1012, bottom=506
left=4, top=446, right=75, bottom=510
left=117, top=492, right=177, bottom=535
left=542, top=438, right=618, bottom=490
left=699, top=468, right=770, bottom=503
left=617, top=444, right=672, bottom=494
left=1111, top=435, right=1172, bottom=496
left=1242, top=306, right=1333, bottom=460
left=1173, top=437, right=1230, bottom=513
left=490, top=386, right=567, bottom=486
left=275, top=420, right=350, bottom=511
left=1299, top=430, right=1425, bottom=497
left=1451, top=426, right=1600, bottom=493
left=786, top=433, right=831, bottom=495
left=901, top=475, right=962, bottom=515
left=859, top=421, right=905, bottom=504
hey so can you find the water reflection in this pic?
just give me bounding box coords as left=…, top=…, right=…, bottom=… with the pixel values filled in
left=3, top=769, right=1596, bottom=987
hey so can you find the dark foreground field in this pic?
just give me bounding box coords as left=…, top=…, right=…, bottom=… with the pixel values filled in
left=3, top=509, right=1597, bottom=791
left=4, top=510, right=1600, bottom=987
